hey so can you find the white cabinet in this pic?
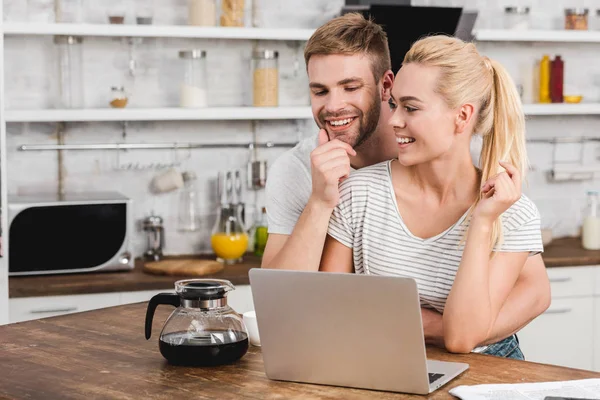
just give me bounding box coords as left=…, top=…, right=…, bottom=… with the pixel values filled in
left=517, top=265, right=599, bottom=371
left=9, top=285, right=254, bottom=324
left=518, top=296, right=595, bottom=370
left=9, top=293, right=122, bottom=323
left=595, top=298, right=600, bottom=372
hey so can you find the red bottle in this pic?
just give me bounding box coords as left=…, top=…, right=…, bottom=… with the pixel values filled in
left=550, top=55, right=564, bottom=103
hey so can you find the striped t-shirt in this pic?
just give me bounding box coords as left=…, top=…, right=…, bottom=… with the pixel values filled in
left=328, top=160, right=543, bottom=314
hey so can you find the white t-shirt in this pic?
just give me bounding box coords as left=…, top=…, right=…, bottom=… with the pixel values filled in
left=327, top=160, right=544, bottom=314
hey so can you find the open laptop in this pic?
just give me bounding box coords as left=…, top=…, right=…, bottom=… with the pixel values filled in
left=248, top=269, right=469, bottom=395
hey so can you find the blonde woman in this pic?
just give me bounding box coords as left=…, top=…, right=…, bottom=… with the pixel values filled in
left=320, top=35, right=546, bottom=359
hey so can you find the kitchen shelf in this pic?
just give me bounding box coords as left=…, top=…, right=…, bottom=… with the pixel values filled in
left=2, top=22, right=315, bottom=41
left=522, top=103, right=600, bottom=116
left=4, top=107, right=314, bottom=122
left=475, top=29, right=600, bottom=43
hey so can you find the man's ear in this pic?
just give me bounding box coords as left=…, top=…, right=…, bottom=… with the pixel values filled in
left=380, top=70, right=394, bottom=101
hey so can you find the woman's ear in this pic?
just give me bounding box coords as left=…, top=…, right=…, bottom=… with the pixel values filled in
left=381, top=70, right=395, bottom=101
left=455, top=103, right=475, bottom=134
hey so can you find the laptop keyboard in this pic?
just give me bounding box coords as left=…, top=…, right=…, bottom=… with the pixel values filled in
left=428, top=373, right=445, bottom=384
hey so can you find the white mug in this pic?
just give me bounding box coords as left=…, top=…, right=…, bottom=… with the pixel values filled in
left=243, top=310, right=260, bottom=346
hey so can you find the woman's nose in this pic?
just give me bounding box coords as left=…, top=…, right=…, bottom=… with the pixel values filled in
left=389, top=110, right=406, bottom=129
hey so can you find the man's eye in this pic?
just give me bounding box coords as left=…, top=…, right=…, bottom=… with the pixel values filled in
left=313, top=91, right=327, bottom=96
left=345, top=87, right=359, bottom=92
left=388, top=99, right=397, bottom=110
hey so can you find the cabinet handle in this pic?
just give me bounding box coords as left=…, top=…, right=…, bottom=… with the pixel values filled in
left=549, top=277, right=572, bottom=283
left=30, top=307, right=78, bottom=314
left=544, top=308, right=572, bottom=315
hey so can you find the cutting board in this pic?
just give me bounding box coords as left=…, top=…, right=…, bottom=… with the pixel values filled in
left=143, top=258, right=224, bottom=276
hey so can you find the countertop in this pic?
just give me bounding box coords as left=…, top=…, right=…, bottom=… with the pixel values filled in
left=9, top=255, right=260, bottom=298
left=8, top=237, right=600, bottom=299
left=0, top=302, right=599, bottom=399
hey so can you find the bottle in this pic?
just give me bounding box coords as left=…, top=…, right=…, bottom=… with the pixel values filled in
left=539, top=55, right=551, bottom=104
left=178, top=172, right=200, bottom=232
left=582, top=191, right=600, bottom=250
left=254, top=207, right=268, bottom=257
left=550, top=55, right=564, bottom=103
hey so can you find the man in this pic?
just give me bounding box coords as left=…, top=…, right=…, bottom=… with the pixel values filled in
left=262, top=13, right=550, bottom=353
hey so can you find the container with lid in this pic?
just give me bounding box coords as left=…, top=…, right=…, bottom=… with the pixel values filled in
left=178, top=171, right=201, bottom=232
left=179, top=50, right=208, bottom=108
left=188, top=0, right=216, bottom=26
left=220, top=0, right=245, bottom=27
left=503, top=7, right=530, bottom=30
left=252, top=50, right=279, bottom=107
left=582, top=191, right=600, bottom=250
left=565, top=8, right=589, bottom=30
left=109, top=86, right=128, bottom=108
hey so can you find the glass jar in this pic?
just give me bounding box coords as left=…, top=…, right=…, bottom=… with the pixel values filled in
left=55, top=0, right=83, bottom=23
left=503, top=7, right=530, bottom=30
left=135, top=0, right=154, bottom=25
left=179, top=50, right=208, bottom=108
left=188, top=0, right=216, bottom=26
left=252, top=50, right=279, bottom=107
left=595, top=9, right=600, bottom=31
left=582, top=191, right=600, bottom=250
left=220, top=0, right=245, bottom=27
left=109, top=86, right=128, bottom=108
left=565, top=8, right=588, bottom=30
left=54, top=36, right=84, bottom=109
left=178, top=171, right=200, bottom=232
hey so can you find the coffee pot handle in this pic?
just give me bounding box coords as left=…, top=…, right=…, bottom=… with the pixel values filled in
left=145, top=293, right=181, bottom=340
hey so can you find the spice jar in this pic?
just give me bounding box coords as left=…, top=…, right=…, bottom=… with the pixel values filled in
left=179, top=50, right=208, bottom=108
left=503, top=7, right=530, bottom=30
left=565, top=8, right=589, bottom=30
left=188, top=0, right=216, bottom=26
left=110, top=86, right=128, bottom=108
left=220, top=0, right=245, bottom=27
left=252, top=50, right=279, bottom=107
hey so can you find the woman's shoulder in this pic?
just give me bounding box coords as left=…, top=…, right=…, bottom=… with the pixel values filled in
left=340, top=160, right=391, bottom=191
left=501, top=194, right=541, bottom=230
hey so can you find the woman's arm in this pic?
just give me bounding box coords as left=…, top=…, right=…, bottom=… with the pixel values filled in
left=319, top=235, right=354, bottom=273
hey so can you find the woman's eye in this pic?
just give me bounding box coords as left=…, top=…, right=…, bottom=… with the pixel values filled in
left=404, top=106, right=417, bottom=112
left=388, top=99, right=397, bottom=110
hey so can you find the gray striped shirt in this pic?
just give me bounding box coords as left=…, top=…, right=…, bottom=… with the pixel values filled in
left=328, top=160, right=543, bottom=314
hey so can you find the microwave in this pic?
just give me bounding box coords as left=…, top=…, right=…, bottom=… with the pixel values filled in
left=8, top=192, right=134, bottom=276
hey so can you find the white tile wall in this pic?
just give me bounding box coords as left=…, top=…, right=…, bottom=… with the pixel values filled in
left=3, top=0, right=600, bottom=257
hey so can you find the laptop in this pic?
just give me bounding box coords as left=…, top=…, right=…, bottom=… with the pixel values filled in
left=248, top=269, right=469, bottom=395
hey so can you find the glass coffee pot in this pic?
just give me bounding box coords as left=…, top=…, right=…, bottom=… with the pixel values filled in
left=145, top=279, right=248, bottom=366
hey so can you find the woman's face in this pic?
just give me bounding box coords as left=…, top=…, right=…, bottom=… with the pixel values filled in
left=388, top=63, right=463, bottom=167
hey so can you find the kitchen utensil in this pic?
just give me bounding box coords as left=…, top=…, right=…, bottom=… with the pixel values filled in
left=247, top=160, right=267, bottom=190
left=233, top=169, right=247, bottom=230
left=143, top=215, right=165, bottom=261
left=145, top=279, right=249, bottom=366
left=151, top=168, right=184, bottom=193
left=143, top=258, right=224, bottom=276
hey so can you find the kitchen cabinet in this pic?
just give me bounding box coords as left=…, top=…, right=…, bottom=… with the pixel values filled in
left=595, top=298, right=600, bottom=372
left=9, top=285, right=255, bottom=324
left=517, top=265, right=599, bottom=371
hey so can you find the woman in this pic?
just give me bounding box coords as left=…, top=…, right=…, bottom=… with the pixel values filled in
left=320, top=35, right=544, bottom=359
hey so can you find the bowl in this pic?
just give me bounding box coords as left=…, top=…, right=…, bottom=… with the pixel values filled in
left=563, top=95, right=583, bottom=104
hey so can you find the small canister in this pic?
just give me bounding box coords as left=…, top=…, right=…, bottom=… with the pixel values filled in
left=220, top=0, right=245, bottom=27
left=503, top=7, right=530, bottom=30
left=252, top=50, right=279, bottom=107
left=565, top=8, right=589, bottom=30
left=179, top=50, right=208, bottom=108
left=143, top=215, right=165, bottom=261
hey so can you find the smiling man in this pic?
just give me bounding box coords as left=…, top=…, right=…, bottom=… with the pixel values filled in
left=261, top=13, right=550, bottom=356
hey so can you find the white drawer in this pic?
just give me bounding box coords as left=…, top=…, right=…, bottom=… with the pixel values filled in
left=518, top=296, right=594, bottom=370
left=120, top=289, right=167, bottom=305
left=595, top=266, right=600, bottom=296
left=9, top=293, right=121, bottom=324
left=547, top=266, right=596, bottom=298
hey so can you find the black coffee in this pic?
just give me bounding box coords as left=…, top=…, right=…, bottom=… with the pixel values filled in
left=159, top=331, right=249, bottom=366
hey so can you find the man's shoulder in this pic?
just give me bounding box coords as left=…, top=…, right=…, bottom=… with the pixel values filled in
left=270, top=136, right=316, bottom=174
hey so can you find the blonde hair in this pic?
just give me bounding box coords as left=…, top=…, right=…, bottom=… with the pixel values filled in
left=304, top=13, right=391, bottom=82
left=403, top=35, right=527, bottom=250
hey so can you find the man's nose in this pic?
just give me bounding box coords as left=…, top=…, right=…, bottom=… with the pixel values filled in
left=324, top=90, right=346, bottom=114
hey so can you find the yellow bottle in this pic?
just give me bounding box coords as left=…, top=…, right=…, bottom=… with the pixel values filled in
left=539, top=55, right=551, bottom=103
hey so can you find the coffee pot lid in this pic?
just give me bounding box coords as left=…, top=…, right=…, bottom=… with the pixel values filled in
left=175, top=279, right=234, bottom=300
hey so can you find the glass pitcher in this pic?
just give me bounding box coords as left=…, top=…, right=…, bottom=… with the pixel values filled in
left=211, top=204, right=249, bottom=264
left=145, top=279, right=248, bottom=366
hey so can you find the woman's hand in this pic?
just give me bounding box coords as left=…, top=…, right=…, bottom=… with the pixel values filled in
left=473, top=161, right=522, bottom=225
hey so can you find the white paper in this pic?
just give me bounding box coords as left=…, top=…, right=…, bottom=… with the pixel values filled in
left=450, top=378, right=600, bottom=400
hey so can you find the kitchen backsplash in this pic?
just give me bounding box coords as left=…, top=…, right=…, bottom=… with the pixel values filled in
left=4, top=0, right=600, bottom=256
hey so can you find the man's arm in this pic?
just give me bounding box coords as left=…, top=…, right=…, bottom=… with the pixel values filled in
left=422, top=254, right=550, bottom=348
left=261, top=130, right=355, bottom=270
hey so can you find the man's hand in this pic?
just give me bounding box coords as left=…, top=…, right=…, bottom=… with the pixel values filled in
left=309, top=129, right=356, bottom=209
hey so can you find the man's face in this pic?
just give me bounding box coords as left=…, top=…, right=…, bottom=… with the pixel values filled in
left=307, top=54, right=382, bottom=148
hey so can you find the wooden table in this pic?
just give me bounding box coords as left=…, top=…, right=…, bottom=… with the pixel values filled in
left=1, top=303, right=599, bottom=399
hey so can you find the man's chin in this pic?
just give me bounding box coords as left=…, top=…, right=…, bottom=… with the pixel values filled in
left=327, top=130, right=359, bottom=147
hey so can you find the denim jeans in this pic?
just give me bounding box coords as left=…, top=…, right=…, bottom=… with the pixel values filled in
left=481, top=334, right=524, bottom=360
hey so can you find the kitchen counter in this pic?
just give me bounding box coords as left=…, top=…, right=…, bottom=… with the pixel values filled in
left=9, top=255, right=260, bottom=298
left=8, top=237, right=600, bottom=299
left=0, top=303, right=599, bottom=399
